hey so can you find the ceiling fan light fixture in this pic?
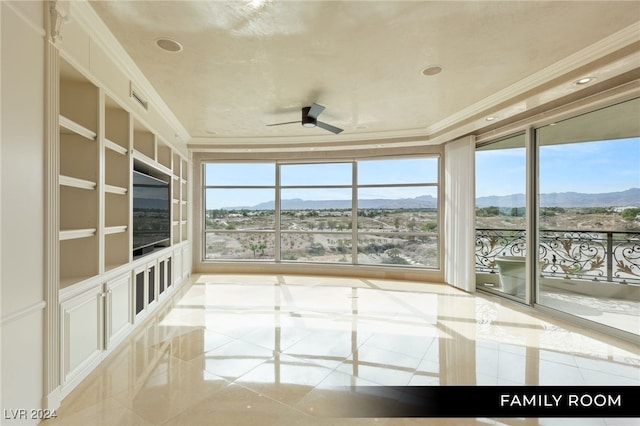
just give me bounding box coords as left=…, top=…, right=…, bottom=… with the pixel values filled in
left=267, top=103, right=343, bottom=134
left=301, top=106, right=317, bottom=127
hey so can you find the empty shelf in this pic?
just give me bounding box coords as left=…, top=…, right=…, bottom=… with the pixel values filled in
left=59, top=115, right=97, bottom=140
left=105, top=139, right=128, bottom=155
left=59, top=228, right=97, bottom=241
left=105, top=225, right=128, bottom=235
left=105, top=184, right=128, bottom=195
left=60, top=175, right=97, bottom=190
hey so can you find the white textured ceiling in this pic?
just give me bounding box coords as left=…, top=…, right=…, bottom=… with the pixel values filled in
left=88, top=1, right=640, bottom=149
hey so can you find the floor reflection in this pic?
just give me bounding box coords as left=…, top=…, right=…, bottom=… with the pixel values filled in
left=47, top=274, right=640, bottom=426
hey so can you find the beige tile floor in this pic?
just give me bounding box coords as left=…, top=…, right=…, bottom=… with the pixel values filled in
left=45, top=274, right=640, bottom=426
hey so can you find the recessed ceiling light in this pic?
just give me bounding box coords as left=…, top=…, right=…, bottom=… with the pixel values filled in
left=206, top=130, right=217, bottom=135
left=574, top=77, right=596, bottom=86
left=421, top=66, right=443, bottom=76
left=156, top=38, right=183, bottom=53
left=485, top=116, right=497, bottom=121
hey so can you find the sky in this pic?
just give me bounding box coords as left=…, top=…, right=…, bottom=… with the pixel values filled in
left=205, top=158, right=438, bottom=209
left=476, top=137, right=640, bottom=198
left=204, top=138, right=639, bottom=209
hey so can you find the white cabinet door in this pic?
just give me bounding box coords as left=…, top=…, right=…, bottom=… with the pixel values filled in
left=146, top=260, right=157, bottom=308
left=133, top=265, right=147, bottom=319
left=182, top=244, right=191, bottom=280
left=133, top=260, right=159, bottom=321
left=157, top=255, right=173, bottom=298
left=173, top=248, right=183, bottom=285
left=105, top=273, right=133, bottom=349
left=60, top=284, right=104, bottom=393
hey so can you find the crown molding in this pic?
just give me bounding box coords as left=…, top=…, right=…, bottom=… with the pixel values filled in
left=69, top=0, right=190, bottom=144
left=188, top=126, right=434, bottom=147
left=475, top=79, right=640, bottom=144
left=187, top=133, right=443, bottom=153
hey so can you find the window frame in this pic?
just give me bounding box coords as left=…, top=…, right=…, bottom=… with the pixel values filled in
left=202, top=155, right=441, bottom=268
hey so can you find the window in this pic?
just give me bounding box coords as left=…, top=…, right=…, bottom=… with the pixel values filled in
left=203, top=157, right=440, bottom=268
left=280, top=162, right=352, bottom=264
left=357, top=158, right=439, bottom=268
left=204, top=163, right=276, bottom=260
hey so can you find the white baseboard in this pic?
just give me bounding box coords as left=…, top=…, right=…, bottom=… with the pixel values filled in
left=43, top=387, right=61, bottom=411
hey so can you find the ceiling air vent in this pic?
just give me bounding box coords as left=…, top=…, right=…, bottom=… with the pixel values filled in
left=130, top=82, right=149, bottom=111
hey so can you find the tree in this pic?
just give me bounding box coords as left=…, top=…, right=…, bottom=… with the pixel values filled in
left=422, top=222, right=437, bottom=232
left=510, top=207, right=525, bottom=217
left=258, top=242, right=267, bottom=256
left=477, top=206, right=500, bottom=217
left=621, top=208, right=640, bottom=221
left=249, top=241, right=267, bottom=257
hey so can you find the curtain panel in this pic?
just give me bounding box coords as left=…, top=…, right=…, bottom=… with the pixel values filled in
left=444, top=136, right=476, bottom=292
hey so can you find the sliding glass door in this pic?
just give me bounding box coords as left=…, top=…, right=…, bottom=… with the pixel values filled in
left=476, top=97, right=639, bottom=338
left=475, top=133, right=527, bottom=301
left=536, top=98, right=640, bottom=336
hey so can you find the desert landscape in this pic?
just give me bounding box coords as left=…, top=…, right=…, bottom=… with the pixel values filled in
left=205, top=207, right=439, bottom=267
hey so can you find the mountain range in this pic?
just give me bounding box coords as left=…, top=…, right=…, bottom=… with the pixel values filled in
left=247, top=195, right=438, bottom=211
left=222, top=188, right=639, bottom=210
left=476, top=188, right=639, bottom=208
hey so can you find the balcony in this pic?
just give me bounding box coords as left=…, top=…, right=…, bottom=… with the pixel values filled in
left=475, top=228, right=640, bottom=335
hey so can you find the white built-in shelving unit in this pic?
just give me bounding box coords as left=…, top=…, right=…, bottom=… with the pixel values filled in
left=59, top=59, right=100, bottom=288
left=171, top=153, right=189, bottom=245
left=57, top=58, right=189, bottom=290
left=55, top=57, right=190, bottom=400
left=104, top=94, right=131, bottom=272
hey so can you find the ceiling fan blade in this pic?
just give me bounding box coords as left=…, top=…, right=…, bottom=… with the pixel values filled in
left=266, top=121, right=299, bottom=126
left=307, top=103, right=325, bottom=120
left=316, top=121, right=343, bottom=134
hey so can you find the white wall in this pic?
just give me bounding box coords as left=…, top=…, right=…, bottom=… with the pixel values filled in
left=1, top=2, right=45, bottom=424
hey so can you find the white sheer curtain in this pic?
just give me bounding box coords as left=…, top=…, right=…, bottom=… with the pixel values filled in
left=444, top=136, right=476, bottom=292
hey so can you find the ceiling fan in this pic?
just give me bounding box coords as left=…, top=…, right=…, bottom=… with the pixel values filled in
left=267, top=103, right=343, bottom=134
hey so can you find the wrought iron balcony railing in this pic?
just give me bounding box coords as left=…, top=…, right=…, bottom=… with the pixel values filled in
left=476, top=228, right=640, bottom=285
